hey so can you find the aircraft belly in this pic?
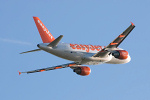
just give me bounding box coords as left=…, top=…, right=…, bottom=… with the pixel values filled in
left=81, top=61, right=103, bottom=65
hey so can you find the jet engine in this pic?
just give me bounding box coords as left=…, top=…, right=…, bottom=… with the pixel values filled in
left=73, top=66, right=91, bottom=76
left=112, top=50, right=128, bottom=59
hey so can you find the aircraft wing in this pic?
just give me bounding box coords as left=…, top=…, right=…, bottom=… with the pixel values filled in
left=18, top=62, right=78, bottom=75
left=93, top=22, right=135, bottom=57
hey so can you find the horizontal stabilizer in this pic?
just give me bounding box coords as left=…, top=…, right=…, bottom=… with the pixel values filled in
left=47, top=35, right=63, bottom=47
left=20, top=49, right=41, bottom=54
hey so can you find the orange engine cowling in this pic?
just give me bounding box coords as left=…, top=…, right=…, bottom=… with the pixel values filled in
left=73, top=66, right=91, bottom=76
left=112, top=50, right=128, bottom=59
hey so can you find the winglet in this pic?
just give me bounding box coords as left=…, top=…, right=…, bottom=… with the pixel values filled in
left=18, top=71, right=21, bottom=75
left=131, top=22, right=134, bottom=26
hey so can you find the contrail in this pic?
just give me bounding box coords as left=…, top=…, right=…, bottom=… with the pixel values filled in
left=0, top=38, right=32, bottom=45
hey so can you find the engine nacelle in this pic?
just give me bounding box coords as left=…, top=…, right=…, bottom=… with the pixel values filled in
left=73, top=66, right=91, bottom=76
left=112, top=50, right=128, bottom=59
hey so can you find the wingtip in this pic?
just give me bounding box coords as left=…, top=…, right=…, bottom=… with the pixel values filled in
left=18, top=71, right=21, bottom=75
left=131, top=22, right=134, bottom=26
left=60, top=35, right=64, bottom=37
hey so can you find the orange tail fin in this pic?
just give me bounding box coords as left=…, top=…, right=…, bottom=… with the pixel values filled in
left=33, top=17, right=55, bottom=43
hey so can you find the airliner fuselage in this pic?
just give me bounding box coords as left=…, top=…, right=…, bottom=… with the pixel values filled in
left=37, top=43, right=131, bottom=65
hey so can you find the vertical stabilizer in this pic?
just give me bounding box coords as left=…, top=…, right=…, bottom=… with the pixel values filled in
left=33, top=17, right=55, bottom=43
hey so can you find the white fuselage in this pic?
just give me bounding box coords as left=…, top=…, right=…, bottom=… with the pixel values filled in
left=37, top=43, right=131, bottom=65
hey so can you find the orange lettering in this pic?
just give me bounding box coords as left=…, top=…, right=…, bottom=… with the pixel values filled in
left=80, top=44, right=85, bottom=50
left=99, top=46, right=102, bottom=50
left=90, top=45, right=95, bottom=51
left=94, top=45, right=100, bottom=51
left=70, top=44, right=104, bottom=52
left=84, top=45, right=89, bottom=52
left=76, top=44, right=81, bottom=50
left=70, top=44, right=76, bottom=49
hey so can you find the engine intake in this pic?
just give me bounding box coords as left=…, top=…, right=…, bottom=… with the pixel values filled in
left=112, top=50, right=128, bottom=59
left=73, top=66, right=91, bottom=76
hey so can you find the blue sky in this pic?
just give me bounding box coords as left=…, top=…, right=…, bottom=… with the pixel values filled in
left=0, top=0, right=150, bottom=100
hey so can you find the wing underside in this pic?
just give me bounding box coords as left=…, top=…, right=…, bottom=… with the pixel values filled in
left=106, top=22, right=135, bottom=48
left=19, top=62, right=79, bottom=75
left=93, top=22, right=135, bottom=57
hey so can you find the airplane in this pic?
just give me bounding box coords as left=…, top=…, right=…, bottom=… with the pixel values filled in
left=18, top=17, right=135, bottom=76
